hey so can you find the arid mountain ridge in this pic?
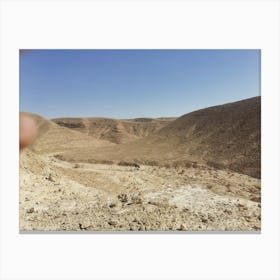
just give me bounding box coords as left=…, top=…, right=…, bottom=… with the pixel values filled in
left=52, top=117, right=176, bottom=144
left=29, top=96, right=261, bottom=178
left=20, top=96, right=261, bottom=231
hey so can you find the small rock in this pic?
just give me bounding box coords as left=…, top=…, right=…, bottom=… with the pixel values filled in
left=251, top=196, right=261, bottom=203
left=108, top=202, right=116, bottom=208
left=201, top=218, right=208, bottom=223
left=26, top=207, right=34, bottom=214
left=252, top=225, right=261, bottom=231
left=78, top=223, right=91, bottom=230
left=108, top=220, right=117, bottom=226
left=245, top=216, right=252, bottom=222
left=224, top=209, right=232, bottom=215
left=45, top=173, right=55, bottom=182
left=178, top=224, right=187, bottom=230
left=208, top=214, right=215, bottom=222
left=237, top=203, right=248, bottom=210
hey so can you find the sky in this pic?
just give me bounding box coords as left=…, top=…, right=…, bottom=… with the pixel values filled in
left=20, top=49, right=260, bottom=119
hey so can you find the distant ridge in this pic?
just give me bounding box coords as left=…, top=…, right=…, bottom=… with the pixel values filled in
left=26, top=113, right=114, bottom=154
left=52, top=117, right=175, bottom=144
left=57, top=97, right=260, bottom=178
left=28, top=96, right=260, bottom=178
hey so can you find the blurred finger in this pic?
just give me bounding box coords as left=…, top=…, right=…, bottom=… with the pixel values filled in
left=19, top=113, right=37, bottom=149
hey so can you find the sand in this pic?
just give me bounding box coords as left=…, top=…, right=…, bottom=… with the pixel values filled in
left=20, top=150, right=260, bottom=231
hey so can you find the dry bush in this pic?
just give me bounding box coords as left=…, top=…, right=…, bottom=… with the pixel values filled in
left=143, top=160, right=158, bottom=166
left=118, top=161, right=140, bottom=168
left=87, top=159, right=97, bottom=164
left=182, top=162, right=192, bottom=168
left=54, top=154, right=65, bottom=161
left=97, top=159, right=114, bottom=165
left=163, top=163, right=171, bottom=168
left=87, top=159, right=113, bottom=165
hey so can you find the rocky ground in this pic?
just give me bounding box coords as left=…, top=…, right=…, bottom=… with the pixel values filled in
left=19, top=150, right=261, bottom=231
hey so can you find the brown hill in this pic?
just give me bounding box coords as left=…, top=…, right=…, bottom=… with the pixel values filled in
left=20, top=100, right=261, bottom=231
left=25, top=113, right=114, bottom=154
left=156, top=96, right=261, bottom=177
left=52, top=117, right=175, bottom=144
left=59, top=97, right=261, bottom=178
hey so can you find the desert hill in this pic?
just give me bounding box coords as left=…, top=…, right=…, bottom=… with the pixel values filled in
left=25, top=113, right=115, bottom=154
left=156, top=96, right=261, bottom=177
left=58, top=97, right=260, bottom=178
left=52, top=117, right=175, bottom=144
left=20, top=97, right=261, bottom=231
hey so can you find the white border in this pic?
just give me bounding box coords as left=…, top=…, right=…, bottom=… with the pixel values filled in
left=1, top=0, right=279, bottom=279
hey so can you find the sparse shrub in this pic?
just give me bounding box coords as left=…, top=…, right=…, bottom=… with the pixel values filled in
left=118, top=161, right=140, bottom=168
left=73, top=163, right=80, bottom=168
left=117, top=193, right=128, bottom=203
left=118, top=160, right=129, bottom=166
left=56, top=121, right=85, bottom=129
left=88, top=159, right=114, bottom=165
left=163, top=163, right=171, bottom=168
left=144, top=160, right=158, bottom=166
left=97, top=159, right=114, bottom=165
left=183, top=162, right=192, bottom=168
left=88, top=159, right=97, bottom=164
left=54, top=154, right=65, bottom=161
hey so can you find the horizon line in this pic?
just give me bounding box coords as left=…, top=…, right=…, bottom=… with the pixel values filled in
left=21, top=95, right=260, bottom=121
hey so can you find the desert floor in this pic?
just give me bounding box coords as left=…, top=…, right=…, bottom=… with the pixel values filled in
left=20, top=151, right=261, bottom=231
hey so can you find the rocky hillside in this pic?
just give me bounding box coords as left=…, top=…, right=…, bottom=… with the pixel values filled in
left=27, top=114, right=114, bottom=154
left=58, top=97, right=260, bottom=178
left=156, top=96, right=261, bottom=177
left=52, top=117, right=175, bottom=144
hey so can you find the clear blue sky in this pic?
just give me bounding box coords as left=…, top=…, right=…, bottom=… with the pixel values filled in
left=20, top=49, right=260, bottom=119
